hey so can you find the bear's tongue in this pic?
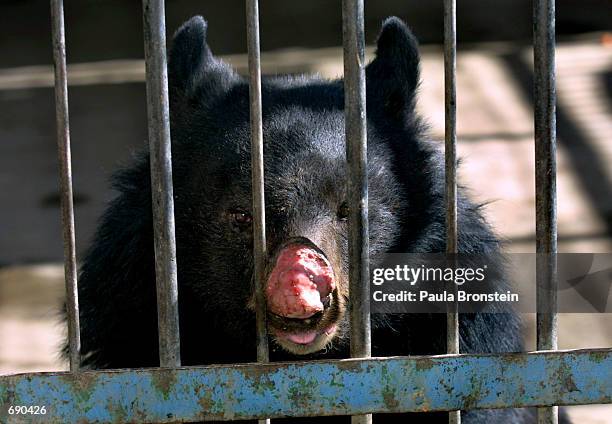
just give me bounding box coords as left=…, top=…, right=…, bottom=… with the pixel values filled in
left=266, top=245, right=335, bottom=319
left=274, top=325, right=337, bottom=345
left=285, top=331, right=318, bottom=345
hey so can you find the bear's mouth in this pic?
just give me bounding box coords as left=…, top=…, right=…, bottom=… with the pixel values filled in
left=267, top=292, right=339, bottom=349
left=265, top=239, right=341, bottom=354
left=268, top=317, right=339, bottom=354
left=271, top=322, right=338, bottom=347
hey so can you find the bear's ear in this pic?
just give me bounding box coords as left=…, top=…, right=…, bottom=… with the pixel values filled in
left=365, top=17, right=420, bottom=121
left=168, top=16, right=236, bottom=98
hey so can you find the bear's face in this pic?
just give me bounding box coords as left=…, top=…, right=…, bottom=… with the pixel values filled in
left=168, top=17, right=420, bottom=355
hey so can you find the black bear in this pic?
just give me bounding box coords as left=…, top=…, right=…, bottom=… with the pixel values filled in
left=69, top=16, right=569, bottom=424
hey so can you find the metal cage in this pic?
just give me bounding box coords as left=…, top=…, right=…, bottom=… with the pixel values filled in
left=1, top=0, right=611, bottom=423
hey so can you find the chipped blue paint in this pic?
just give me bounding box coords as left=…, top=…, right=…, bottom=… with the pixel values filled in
left=0, top=349, right=610, bottom=423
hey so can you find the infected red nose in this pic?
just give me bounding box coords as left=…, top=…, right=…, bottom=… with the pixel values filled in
left=266, top=244, right=336, bottom=319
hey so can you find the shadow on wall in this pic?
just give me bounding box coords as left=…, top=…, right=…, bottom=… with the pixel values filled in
left=501, top=52, right=612, bottom=239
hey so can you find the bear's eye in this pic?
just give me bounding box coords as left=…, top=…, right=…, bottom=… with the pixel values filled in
left=337, top=201, right=349, bottom=221
left=230, top=210, right=253, bottom=229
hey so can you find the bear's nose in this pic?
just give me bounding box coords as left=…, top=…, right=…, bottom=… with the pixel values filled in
left=266, top=243, right=335, bottom=319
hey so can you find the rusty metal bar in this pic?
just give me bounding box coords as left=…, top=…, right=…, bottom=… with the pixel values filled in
left=50, top=0, right=80, bottom=373
left=534, top=0, right=558, bottom=423
left=341, top=1, right=371, bottom=423
left=142, top=0, right=181, bottom=368
left=443, top=0, right=458, bottom=349
left=534, top=0, right=558, bottom=352
left=2, top=349, right=611, bottom=423
left=444, top=0, right=460, bottom=422
left=341, top=0, right=370, bottom=359
left=246, top=0, right=268, bottom=366
left=246, top=3, right=270, bottom=424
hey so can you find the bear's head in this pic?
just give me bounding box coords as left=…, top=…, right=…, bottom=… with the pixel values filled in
left=167, top=16, right=432, bottom=356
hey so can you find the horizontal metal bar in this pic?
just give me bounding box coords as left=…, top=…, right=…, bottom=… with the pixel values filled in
left=1, top=349, right=610, bottom=423
left=50, top=0, right=81, bottom=373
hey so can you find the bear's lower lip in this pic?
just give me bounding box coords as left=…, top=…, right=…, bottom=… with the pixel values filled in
left=285, top=331, right=318, bottom=344
left=273, top=324, right=337, bottom=346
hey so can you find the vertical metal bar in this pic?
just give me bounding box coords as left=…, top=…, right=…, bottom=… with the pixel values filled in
left=444, top=0, right=460, bottom=423
left=246, top=0, right=270, bottom=371
left=246, top=3, right=270, bottom=424
left=443, top=0, right=459, bottom=349
left=342, top=1, right=371, bottom=424
left=50, top=0, right=81, bottom=373
left=534, top=0, right=558, bottom=423
left=342, top=0, right=370, bottom=362
left=142, top=0, right=181, bottom=368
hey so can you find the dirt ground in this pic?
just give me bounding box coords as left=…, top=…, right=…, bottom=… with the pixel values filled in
left=1, top=37, right=611, bottom=421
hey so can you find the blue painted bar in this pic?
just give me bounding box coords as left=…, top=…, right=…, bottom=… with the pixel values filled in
left=1, top=349, right=610, bottom=423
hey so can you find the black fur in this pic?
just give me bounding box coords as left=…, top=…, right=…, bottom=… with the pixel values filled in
left=69, top=16, right=570, bottom=424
